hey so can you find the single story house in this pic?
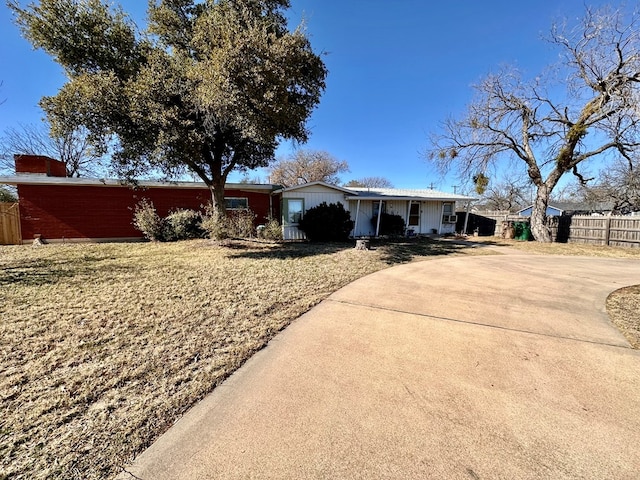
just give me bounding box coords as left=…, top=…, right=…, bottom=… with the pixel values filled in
left=0, top=155, right=279, bottom=244
left=277, top=181, right=476, bottom=240
left=1, top=155, right=475, bottom=244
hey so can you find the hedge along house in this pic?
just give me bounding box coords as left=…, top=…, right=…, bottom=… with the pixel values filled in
left=277, top=182, right=476, bottom=240
left=0, top=155, right=280, bottom=244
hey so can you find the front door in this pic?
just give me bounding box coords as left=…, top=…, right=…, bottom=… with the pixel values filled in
left=408, top=202, right=420, bottom=231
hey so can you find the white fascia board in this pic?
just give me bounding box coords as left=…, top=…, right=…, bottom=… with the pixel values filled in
left=0, top=175, right=277, bottom=191
left=345, top=195, right=476, bottom=202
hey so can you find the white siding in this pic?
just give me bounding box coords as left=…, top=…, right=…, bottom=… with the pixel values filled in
left=422, top=202, right=443, bottom=234
left=349, top=200, right=449, bottom=236
left=282, top=185, right=349, bottom=239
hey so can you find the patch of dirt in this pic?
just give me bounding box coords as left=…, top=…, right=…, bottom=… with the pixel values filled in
left=607, top=285, right=640, bottom=349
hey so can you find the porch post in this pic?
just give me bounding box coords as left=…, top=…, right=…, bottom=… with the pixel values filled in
left=406, top=200, right=412, bottom=231
left=353, top=199, right=361, bottom=237
left=462, top=201, right=472, bottom=234
left=438, top=203, right=444, bottom=234
left=375, top=199, right=383, bottom=237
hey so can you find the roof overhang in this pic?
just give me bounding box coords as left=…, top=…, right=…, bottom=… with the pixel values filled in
left=272, top=181, right=356, bottom=195
left=0, top=174, right=278, bottom=192
left=345, top=194, right=476, bottom=202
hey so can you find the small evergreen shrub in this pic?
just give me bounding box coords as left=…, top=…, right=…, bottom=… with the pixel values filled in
left=298, top=202, right=354, bottom=242
left=163, top=209, right=204, bottom=241
left=372, top=212, right=405, bottom=236
left=133, top=199, right=164, bottom=241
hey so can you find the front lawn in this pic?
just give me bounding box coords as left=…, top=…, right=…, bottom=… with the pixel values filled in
left=0, top=238, right=475, bottom=479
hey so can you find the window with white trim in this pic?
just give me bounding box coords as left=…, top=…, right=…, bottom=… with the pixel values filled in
left=283, top=198, right=304, bottom=225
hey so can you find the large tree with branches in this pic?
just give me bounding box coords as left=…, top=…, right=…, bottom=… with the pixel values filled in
left=429, top=5, right=640, bottom=241
left=9, top=0, right=326, bottom=217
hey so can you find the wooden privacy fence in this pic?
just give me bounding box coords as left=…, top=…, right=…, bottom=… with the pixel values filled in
left=553, top=215, right=640, bottom=247
left=0, top=203, right=22, bottom=245
left=465, top=211, right=640, bottom=248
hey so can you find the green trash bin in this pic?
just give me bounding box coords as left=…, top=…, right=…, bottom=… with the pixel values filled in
left=514, top=221, right=531, bottom=241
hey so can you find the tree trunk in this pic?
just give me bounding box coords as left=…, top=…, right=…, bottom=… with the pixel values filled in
left=530, top=185, right=552, bottom=242
left=209, top=182, right=227, bottom=218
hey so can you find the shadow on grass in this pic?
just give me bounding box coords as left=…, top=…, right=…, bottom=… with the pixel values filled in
left=372, top=237, right=493, bottom=264
left=0, top=257, right=135, bottom=287
left=226, top=240, right=354, bottom=260
left=228, top=237, right=498, bottom=264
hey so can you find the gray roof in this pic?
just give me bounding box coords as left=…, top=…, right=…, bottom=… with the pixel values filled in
left=346, top=187, right=476, bottom=202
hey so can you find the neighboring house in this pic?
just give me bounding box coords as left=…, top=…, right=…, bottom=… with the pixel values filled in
left=517, top=202, right=615, bottom=217
left=0, top=155, right=280, bottom=244
left=277, top=182, right=475, bottom=240
left=517, top=205, right=564, bottom=217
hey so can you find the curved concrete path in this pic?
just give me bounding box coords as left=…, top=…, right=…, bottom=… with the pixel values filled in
left=118, top=251, right=640, bottom=480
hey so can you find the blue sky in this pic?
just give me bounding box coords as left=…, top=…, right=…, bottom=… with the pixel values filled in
left=0, top=1, right=615, bottom=191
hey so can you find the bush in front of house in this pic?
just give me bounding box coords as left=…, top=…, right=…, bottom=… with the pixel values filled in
left=371, top=212, right=405, bottom=236
left=298, top=202, right=354, bottom=242
left=133, top=199, right=165, bottom=241
left=134, top=200, right=206, bottom=241
left=201, top=204, right=258, bottom=240
left=200, top=205, right=230, bottom=240
left=163, top=209, right=204, bottom=241
left=258, top=217, right=283, bottom=241
left=228, top=209, right=257, bottom=238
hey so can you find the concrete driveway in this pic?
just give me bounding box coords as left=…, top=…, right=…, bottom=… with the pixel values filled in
left=118, top=251, right=640, bottom=480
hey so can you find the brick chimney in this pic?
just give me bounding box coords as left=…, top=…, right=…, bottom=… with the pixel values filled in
left=14, top=154, right=67, bottom=177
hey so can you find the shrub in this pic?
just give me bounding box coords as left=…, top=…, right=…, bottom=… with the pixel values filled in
left=228, top=209, right=256, bottom=238
left=298, top=202, right=354, bottom=242
left=201, top=205, right=258, bottom=240
left=133, top=199, right=164, bottom=241
left=163, top=209, right=204, bottom=241
left=0, top=186, right=17, bottom=203
left=258, top=217, right=283, bottom=241
left=371, top=212, right=405, bottom=236
left=200, top=205, right=230, bottom=240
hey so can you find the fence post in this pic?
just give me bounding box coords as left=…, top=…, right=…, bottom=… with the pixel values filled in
left=604, top=216, right=611, bottom=246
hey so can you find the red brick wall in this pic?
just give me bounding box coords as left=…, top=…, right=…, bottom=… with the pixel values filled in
left=15, top=155, right=67, bottom=177
left=17, top=184, right=277, bottom=241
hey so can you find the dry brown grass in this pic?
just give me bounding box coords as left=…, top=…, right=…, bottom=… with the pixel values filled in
left=607, top=286, right=640, bottom=349
left=0, top=237, right=478, bottom=479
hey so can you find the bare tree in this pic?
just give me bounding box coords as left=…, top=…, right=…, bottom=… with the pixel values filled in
left=428, top=6, right=640, bottom=241
left=572, top=159, right=640, bottom=213
left=480, top=176, right=531, bottom=212
left=344, top=176, right=394, bottom=188
left=269, top=150, right=349, bottom=187
left=0, top=122, right=105, bottom=177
